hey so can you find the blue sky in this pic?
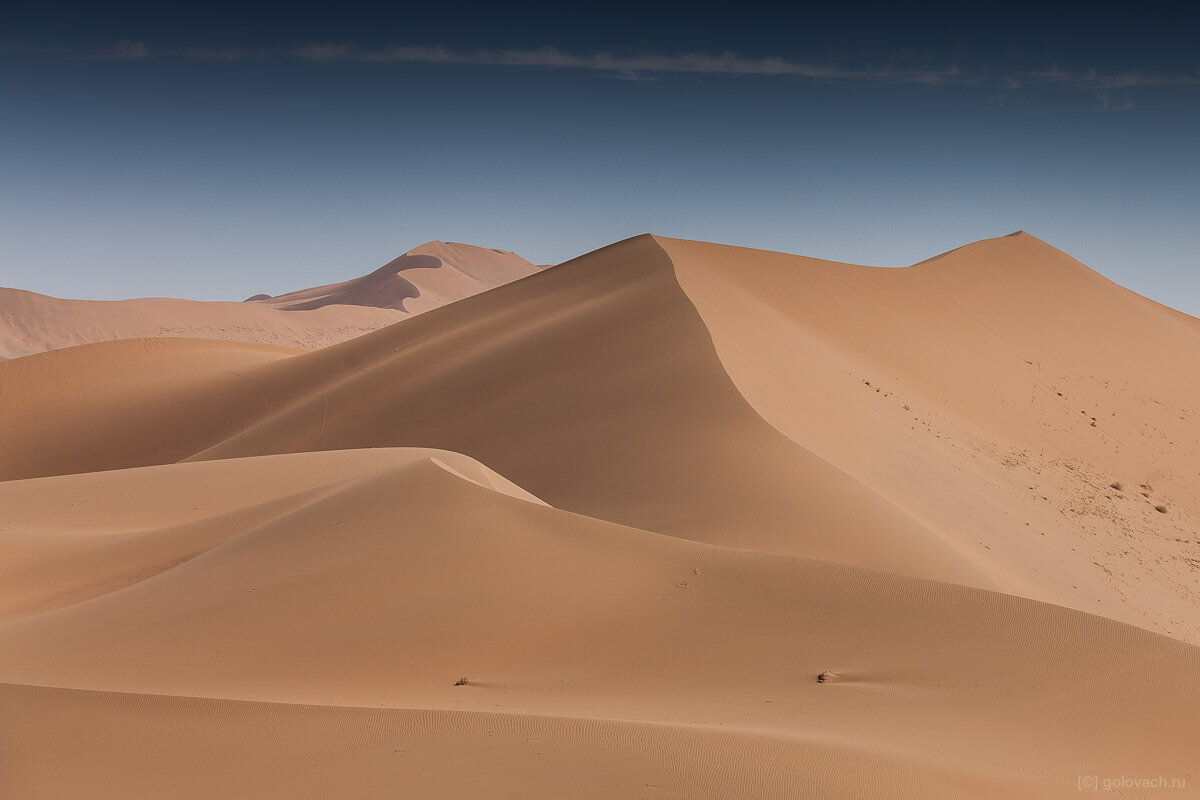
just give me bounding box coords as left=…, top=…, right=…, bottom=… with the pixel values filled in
left=2, top=1, right=1198, bottom=314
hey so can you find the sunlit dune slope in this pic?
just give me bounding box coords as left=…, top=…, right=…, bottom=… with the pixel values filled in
left=1, top=451, right=1196, bottom=799
left=663, top=232, right=1200, bottom=512
left=661, top=232, right=1200, bottom=642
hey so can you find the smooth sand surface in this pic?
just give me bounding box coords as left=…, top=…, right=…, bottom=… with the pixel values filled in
left=0, top=241, right=538, bottom=360
left=248, top=240, right=542, bottom=314
left=1, top=233, right=1197, bottom=798
left=2, top=451, right=1197, bottom=799
left=0, top=287, right=404, bottom=360
left=661, top=232, right=1200, bottom=642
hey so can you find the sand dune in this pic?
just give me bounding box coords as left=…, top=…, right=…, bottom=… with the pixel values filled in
left=2, top=231, right=1198, bottom=798
left=0, top=684, right=1062, bottom=799
left=0, top=287, right=403, bottom=360
left=0, top=237, right=982, bottom=583
left=662, top=232, right=1200, bottom=641
left=247, top=240, right=542, bottom=313
left=2, top=451, right=1196, bottom=798
left=0, top=241, right=539, bottom=360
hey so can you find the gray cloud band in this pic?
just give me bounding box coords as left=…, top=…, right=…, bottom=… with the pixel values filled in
left=4, top=39, right=1197, bottom=93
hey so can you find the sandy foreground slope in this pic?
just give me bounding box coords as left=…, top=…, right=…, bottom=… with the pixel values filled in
left=0, top=241, right=539, bottom=360
left=2, top=451, right=1197, bottom=799
left=1, top=233, right=1198, bottom=798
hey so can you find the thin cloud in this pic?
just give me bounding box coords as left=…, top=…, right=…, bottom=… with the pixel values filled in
left=290, top=44, right=979, bottom=87
left=5, top=40, right=1198, bottom=94
left=177, top=46, right=265, bottom=63
left=1011, top=67, right=1200, bottom=91
left=1095, top=92, right=1137, bottom=113
left=90, top=40, right=262, bottom=63
left=100, top=40, right=153, bottom=59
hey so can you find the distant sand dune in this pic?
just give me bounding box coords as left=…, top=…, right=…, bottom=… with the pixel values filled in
left=0, top=241, right=539, bottom=359
left=248, top=240, right=541, bottom=313
left=0, top=287, right=401, bottom=360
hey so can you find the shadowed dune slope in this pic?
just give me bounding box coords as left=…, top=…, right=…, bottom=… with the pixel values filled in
left=0, top=452, right=1196, bottom=799
left=0, top=338, right=301, bottom=472
left=0, top=236, right=979, bottom=583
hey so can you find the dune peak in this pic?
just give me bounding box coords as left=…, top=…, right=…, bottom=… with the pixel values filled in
left=4, top=228, right=1199, bottom=799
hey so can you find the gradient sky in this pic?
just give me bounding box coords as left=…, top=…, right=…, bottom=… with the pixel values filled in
left=3, top=1, right=1199, bottom=315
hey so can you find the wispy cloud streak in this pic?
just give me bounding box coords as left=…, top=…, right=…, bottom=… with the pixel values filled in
left=1009, top=67, right=1199, bottom=91
left=288, top=44, right=977, bottom=86
left=6, top=40, right=1199, bottom=96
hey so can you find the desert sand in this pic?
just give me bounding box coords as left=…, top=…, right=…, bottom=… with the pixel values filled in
left=1, top=232, right=1197, bottom=798
left=0, top=241, right=539, bottom=360
left=246, top=240, right=541, bottom=313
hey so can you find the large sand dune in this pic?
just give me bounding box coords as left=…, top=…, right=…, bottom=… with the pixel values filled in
left=0, top=241, right=539, bottom=359
left=662, top=232, right=1200, bottom=641
left=1, top=232, right=1197, bottom=798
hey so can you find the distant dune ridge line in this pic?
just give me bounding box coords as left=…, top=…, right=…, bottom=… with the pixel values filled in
left=1, top=231, right=1198, bottom=799
left=0, top=240, right=542, bottom=360
left=244, top=240, right=541, bottom=312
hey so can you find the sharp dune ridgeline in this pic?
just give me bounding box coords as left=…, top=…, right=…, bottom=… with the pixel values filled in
left=1, top=232, right=1198, bottom=798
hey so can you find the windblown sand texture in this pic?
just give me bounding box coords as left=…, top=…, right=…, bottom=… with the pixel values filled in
left=1, top=233, right=1197, bottom=798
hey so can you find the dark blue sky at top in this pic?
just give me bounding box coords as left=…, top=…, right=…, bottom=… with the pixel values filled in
left=9, top=0, right=1199, bottom=68
left=2, top=1, right=1198, bottom=313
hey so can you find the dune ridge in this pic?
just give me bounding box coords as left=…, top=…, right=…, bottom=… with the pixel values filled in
left=660, top=232, right=1200, bottom=641
left=2, top=231, right=1198, bottom=798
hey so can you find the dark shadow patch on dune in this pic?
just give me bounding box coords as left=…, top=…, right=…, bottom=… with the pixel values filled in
left=280, top=256, right=435, bottom=311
